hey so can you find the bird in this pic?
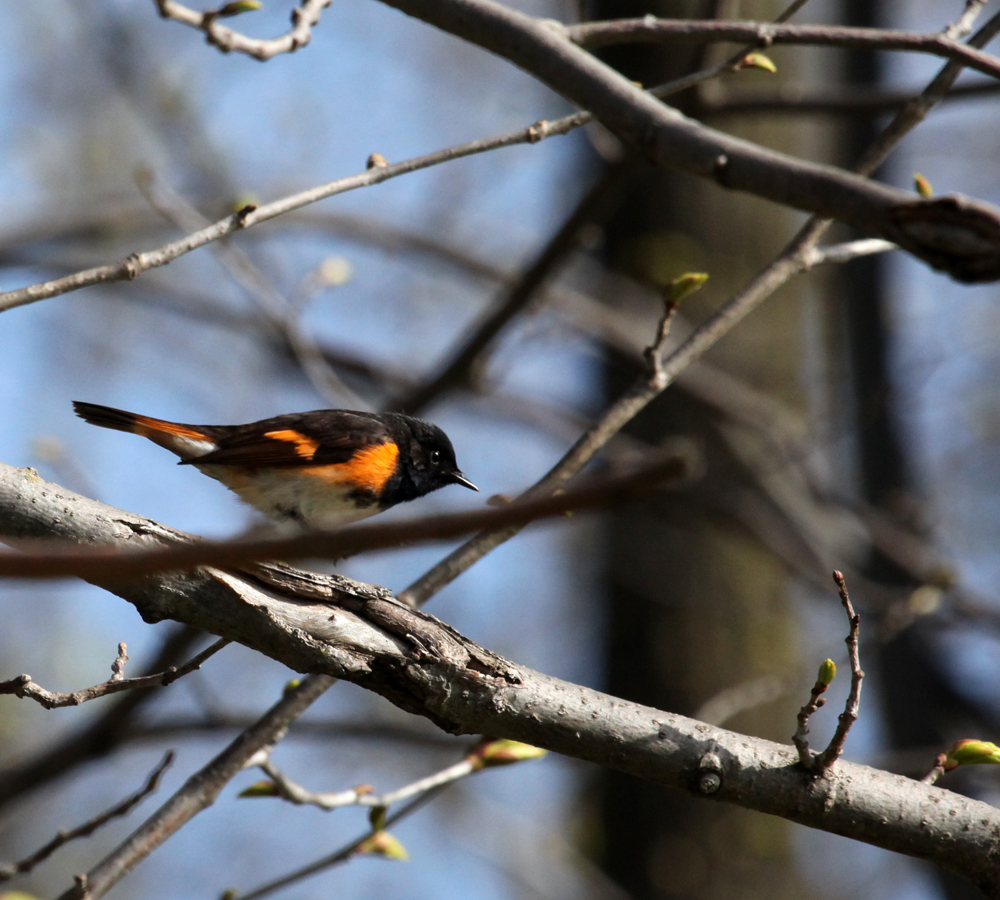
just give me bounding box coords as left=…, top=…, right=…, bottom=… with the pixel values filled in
left=73, top=401, right=477, bottom=530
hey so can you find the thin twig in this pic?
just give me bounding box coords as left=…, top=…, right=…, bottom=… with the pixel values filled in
left=232, top=787, right=444, bottom=900
left=259, top=753, right=477, bottom=811
left=694, top=0, right=817, bottom=106
left=0, top=638, right=230, bottom=709
left=813, top=571, right=864, bottom=773
left=0, top=751, right=174, bottom=882
left=0, top=625, right=202, bottom=813
left=154, top=0, right=332, bottom=61
left=55, top=675, right=335, bottom=900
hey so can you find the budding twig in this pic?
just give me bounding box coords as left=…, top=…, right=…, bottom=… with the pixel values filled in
left=813, top=571, right=864, bottom=773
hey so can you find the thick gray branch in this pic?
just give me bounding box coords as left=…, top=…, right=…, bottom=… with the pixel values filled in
left=376, top=0, right=1000, bottom=283
left=2, top=462, right=1000, bottom=895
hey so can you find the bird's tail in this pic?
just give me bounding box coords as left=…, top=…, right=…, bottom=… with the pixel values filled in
left=73, top=401, right=216, bottom=459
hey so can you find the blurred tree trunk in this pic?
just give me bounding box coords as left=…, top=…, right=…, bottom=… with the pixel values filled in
left=590, top=2, right=827, bottom=898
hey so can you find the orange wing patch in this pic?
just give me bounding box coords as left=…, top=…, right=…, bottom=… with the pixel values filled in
left=307, top=442, right=400, bottom=493
left=265, top=429, right=321, bottom=460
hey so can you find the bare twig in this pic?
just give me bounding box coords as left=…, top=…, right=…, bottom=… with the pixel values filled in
left=566, top=19, right=1000, bottom=82
left=232, top=787, right=444, bottom=900
left=813, top=571, right=864, bottom=773
left=0, top=638, right=230, bottom=709
left=55, top=675, right=334, bottom=900
left=258, top=752, right=477, bottom=811
left=0, top=453, right=687, bottom=581
left=0, top=751, right=174, bottom=882
left=154, top=0, right=332, bottom=61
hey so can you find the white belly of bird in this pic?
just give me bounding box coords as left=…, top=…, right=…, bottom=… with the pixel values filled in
left=196, top=464, right=381, bottom=529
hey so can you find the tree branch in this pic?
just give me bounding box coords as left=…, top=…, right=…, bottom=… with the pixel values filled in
left=813, top=572, right=864, bottom=772
left=566, top=19, right=1000, bottom=82
left=3, top=468, right=1000, bottom=896
left=377, top=0, right=1000, bottom=282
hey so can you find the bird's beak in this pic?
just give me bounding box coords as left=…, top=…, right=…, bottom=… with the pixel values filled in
left=450, top=471, right=479, bottom=491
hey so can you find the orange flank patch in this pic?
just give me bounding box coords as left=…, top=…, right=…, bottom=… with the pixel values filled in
left=308, top=442, right=400, bottom=493
left=134, top=416, right=209, bottom=441
left=265, top=429, right=321, bottom=459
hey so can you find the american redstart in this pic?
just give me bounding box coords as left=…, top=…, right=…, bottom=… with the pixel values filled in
left=73, top=401, right=477, bottom=529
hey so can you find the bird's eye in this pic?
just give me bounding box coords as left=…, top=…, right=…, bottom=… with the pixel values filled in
left=430, top=449, right=441, bottom=465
